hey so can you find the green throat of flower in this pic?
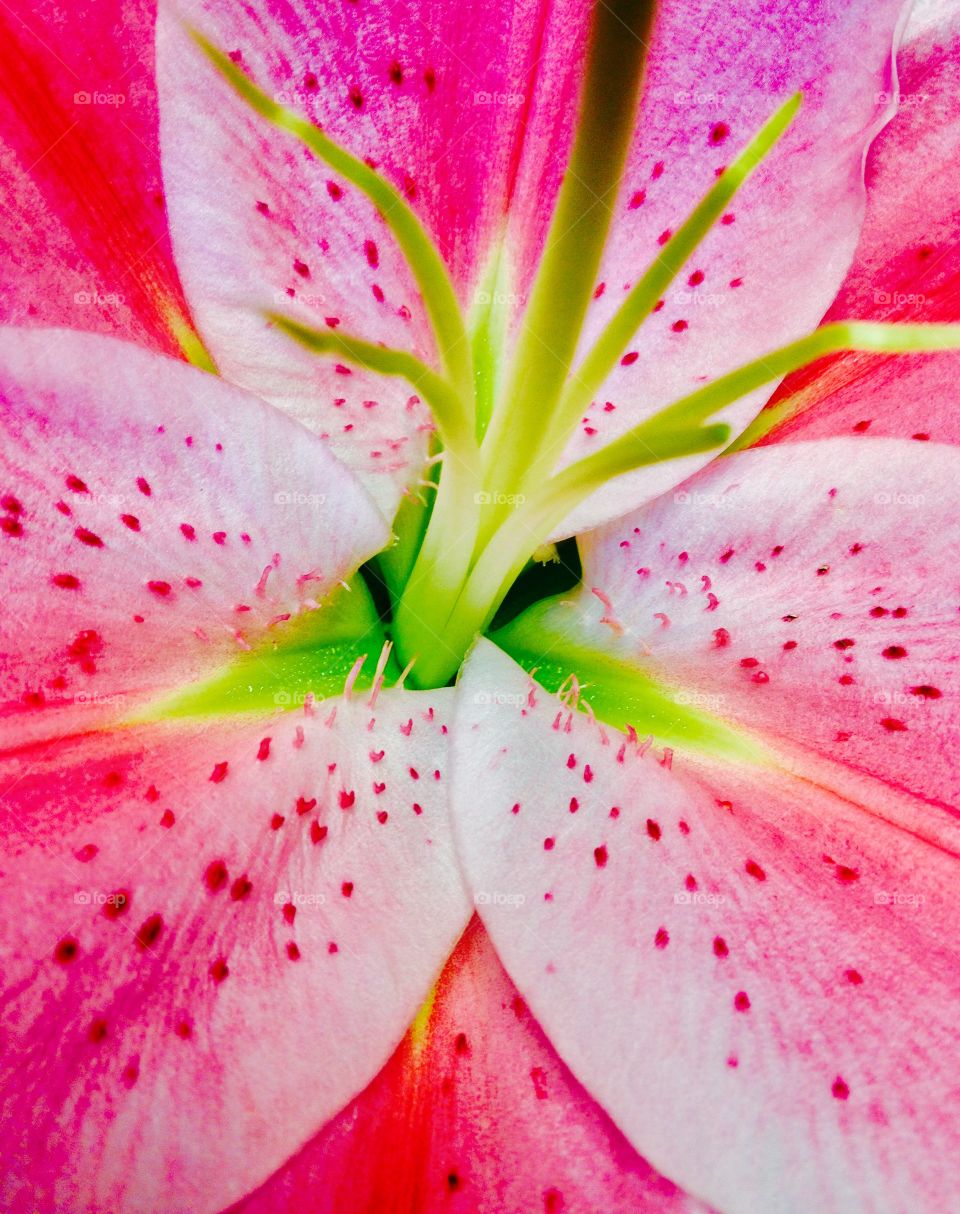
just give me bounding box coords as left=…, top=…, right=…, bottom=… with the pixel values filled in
left=186, top=1, right=960, bottom=750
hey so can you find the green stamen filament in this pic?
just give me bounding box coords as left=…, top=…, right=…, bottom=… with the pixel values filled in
left=546, top=92, right=802, bottom=458
left=268, top=314, right=473, bottom=453
left=189, top=23, right=960, bottom=722
left=409, top=424, right=729, bottom=688
left=478, top=0, right=657, bottom=516
left=191, top=29, right=474, bottom=406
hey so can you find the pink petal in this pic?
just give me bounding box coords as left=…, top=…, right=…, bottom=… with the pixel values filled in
left=545, top=0, right=907, bottom=532
left=230, top=919, right=709, bottom=1214
left=155, top=0, right=586, bottom=513
left=1, top=689, right=468, bottom=1212
left=0, top=0, right=184, bottom=349
left=563, top=438, right=960, bottom=827
left=0, top=327, right=387, bottom=746
left=759, top=14, right=960, bottom=448
left=452, top=641, right=960, bottom=1212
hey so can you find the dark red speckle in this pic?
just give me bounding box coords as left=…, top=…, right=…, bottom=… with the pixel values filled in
left=230, top=876, right=253, bottom=901
left=135, top=914, right=164, bottom=951
left=204, top=860, right=229, bottom=893
left=88, top=1017, right=109, bottom=1043
left=55, top=936, right=79, bottom=964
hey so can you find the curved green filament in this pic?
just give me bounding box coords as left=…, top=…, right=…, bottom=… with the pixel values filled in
left=610, top=322, right=960, bottom=444
left=191, top=30, right=474, bottom=406
left=268, top=313, right=473, bottom=452
left=478, top=0, right=657, bottom=513
left=184, top=29, right=960, bottom=704
left=546, top=92, right=802, bottom=456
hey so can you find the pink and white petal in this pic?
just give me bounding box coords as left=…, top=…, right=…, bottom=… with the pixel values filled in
left=0, top=689, right=469, bottom=1214
left=551, top=439, right=960, bottom=842
left=155, top=0, right=588, bottom=513
left=231, top=918, right=711, bottom=1214
left=0, top=327, right=386, bottom=747
left=452, top=642, right=960, bottom=1214
left=758, top=10, right=960, bottom=448
left=545, top=0, right=907, bottom=534
left=0, top=0, right=185, bottom=350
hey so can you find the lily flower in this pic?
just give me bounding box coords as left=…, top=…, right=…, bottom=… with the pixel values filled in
left=2, top=0, right=960, bottom=1210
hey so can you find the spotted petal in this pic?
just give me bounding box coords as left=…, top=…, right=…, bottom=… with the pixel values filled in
left=756, top=9, right=960, bottom=449
left=155, top=0, right=594, bottom=515
left=531, top=0, right=908, bottom=532
left=0, top=327, right=386, bottom=745
left=452, top=640, right=960, bottom=1213
left=230, top=920, right=711, bottom=1214
left=528, top=438, right=960, bottom=832
left=0, top=329, right=470, bottom=1212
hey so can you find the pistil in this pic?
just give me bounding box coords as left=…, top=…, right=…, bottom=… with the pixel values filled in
left=196, top=19, right=960, bottom=701
left=478, top=0, right=657, bottom=532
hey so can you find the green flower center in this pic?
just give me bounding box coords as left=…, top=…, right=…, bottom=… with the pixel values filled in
left=174, top=5, right=960, bottom=748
